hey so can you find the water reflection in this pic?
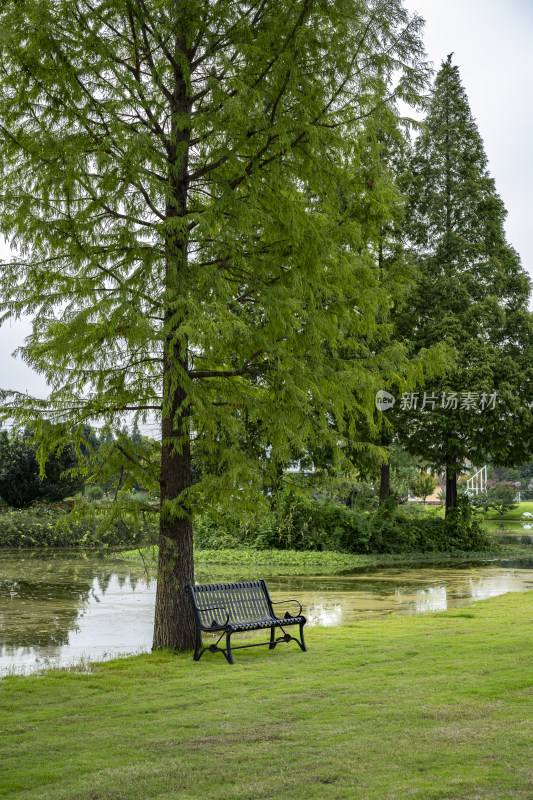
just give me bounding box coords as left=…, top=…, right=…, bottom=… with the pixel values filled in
left=1, top=550, right=533, bottom=675
left=305, top=603, right=344, bottom=626
left=494, top=535, right=533, bottom=545
left=413, top=586, right=448, bottom=614
left=249, top=563, right=533, bottom=626
left=0, top=551, right=154, bottom=674
left=485, top=520, right=533, bottom=537
left=485, top=519, right=533, bottom=546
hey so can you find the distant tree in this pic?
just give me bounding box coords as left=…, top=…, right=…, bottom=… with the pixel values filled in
left=522, top=464, right=533, bottom=482
left=340, top=127, right=449, bottom=505
left=389, top=446, right=421, bottom=501
left=486, top=483, right=519, bottom=516
left=0, top=429, right=84, bottom=507
left=397, top=56, right=533, bottom=517
left=409, top=472, right=437, bottom=504
left=522, top=465, right=533, bottom=492
left=131, top=424, right=142, bottom=445
left=489, top=463, right=533, bottom=484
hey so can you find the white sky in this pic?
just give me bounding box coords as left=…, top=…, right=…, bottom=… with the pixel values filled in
left=405, top=0, right=533, bottom=290
left=0, top=0, right=532, bottom=406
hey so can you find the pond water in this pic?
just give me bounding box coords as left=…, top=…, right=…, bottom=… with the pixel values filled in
left=485, top=519, right=533, bottom=546
left=1, top=548, right=533, bottom=676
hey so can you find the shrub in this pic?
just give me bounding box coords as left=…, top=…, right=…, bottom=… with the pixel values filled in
left=193, top=510, right=245, bottom=549
left=0, top=430, right=84, bottom=507
left=86, top=485, right=105, bottom=500
left=343, top=481, right=379, bottom=510
left=442, top=496, right=491, bottom=550
left=2, top=491, right=491, bottom=554
left=487, top=483, right=519, bottom=516
left=255, top=492, right=373, bottom=552
left=192, top=491, right=492, bottom=555
left=0, top=508, right=157, bottom=548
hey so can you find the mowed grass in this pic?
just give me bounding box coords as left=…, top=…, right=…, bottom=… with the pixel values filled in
left=414, top=500, right=533, bottom=521
left=1, top=592, right=532, bottom=800
left=483, top=500, right=533, bottom=520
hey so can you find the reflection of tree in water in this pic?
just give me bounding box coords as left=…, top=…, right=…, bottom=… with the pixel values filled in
left=94, top=570, right=113, bottom=594
left=92, top=570, right=148, bottom=596
left=0, top=578, right=92, bottom=651
left=116, top=573, right=127, bottom=590
left=0, top=554, right=155, bottom=657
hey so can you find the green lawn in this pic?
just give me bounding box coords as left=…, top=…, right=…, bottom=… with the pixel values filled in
left=411, top=499, right=533, bottom=522
left=1, top=591, right=532, bottom=799
left=483, top=500, right=533, bottom=520
left=414, top=500, right=533, bottom=521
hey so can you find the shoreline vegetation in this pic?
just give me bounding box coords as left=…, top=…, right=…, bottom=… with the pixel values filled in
left=119, top=543, right=531, bottom=571
left=0, top=496, right=532, bottom=568
left=3, top=542, right=531, bottom=575
left=0, top=492, right=502, bottom=552
left=1, top=591, right=532, bottom=799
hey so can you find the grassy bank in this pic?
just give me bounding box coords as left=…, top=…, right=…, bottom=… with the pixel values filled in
left=1, top=591, right=532, bottom=799
left=483, top=500, right=533, bottom=520
left=120, top=542, right=529, bottom=572
left=414, top=500, right=533, bottom=521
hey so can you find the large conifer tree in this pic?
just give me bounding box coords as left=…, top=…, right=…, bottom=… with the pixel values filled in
left=0, top=0, right=430, bottom=649
left=397, top=56, right=533, bottom=514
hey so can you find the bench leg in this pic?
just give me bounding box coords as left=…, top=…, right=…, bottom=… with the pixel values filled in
left=270, top=623, right=307, bottom=653
left=224, top=631, right=235, bottom=665
left=193, top=627, right=203, bottom=662
left=298, top=620, right=307, bottom=652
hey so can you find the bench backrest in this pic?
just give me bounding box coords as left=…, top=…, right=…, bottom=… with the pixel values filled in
left=187, top=580, right=274, bottom=628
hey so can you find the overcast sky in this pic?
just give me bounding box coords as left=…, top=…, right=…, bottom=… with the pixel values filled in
left=0, top=0, right=532, bottom=404
left=405, top=0, right=533, bottom=286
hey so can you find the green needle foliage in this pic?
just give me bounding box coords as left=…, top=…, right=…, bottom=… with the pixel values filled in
left=0, top=0, right=430, bottom=648
left=397, top=56, right=533, bottom=515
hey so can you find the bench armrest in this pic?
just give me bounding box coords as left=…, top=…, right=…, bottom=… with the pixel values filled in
left=194, top=603, right=230, bottom=630
left=271, top=598, right=303, bottom=617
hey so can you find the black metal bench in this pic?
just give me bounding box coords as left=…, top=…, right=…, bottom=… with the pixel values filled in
left=185, top=580, right=307, bottom=664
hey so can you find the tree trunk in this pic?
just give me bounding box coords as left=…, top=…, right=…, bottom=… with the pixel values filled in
left=379, top=462, right=391, bottom=502
left=445, top=465, right=457, bottom=517
left=152, top=31, right=195, bottom=651
left=152, top=376, right=195, bottom=650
